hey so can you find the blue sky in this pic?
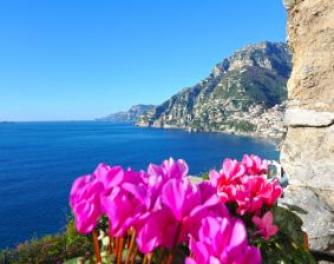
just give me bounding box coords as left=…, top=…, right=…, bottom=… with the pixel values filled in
left=0, top=0, right=287, bottom=121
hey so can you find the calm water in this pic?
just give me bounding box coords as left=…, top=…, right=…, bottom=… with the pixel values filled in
left=0, top=121, right=278, bottom=248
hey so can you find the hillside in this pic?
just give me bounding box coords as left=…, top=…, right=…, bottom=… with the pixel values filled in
left=137, top=42, right=291, bottom=138
left=97, top=104, right=155, bottom=123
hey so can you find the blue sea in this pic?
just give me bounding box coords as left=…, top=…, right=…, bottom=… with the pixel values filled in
left=0, top=121, right=278, bottom=249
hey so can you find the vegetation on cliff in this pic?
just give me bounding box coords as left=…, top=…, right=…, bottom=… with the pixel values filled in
left=137, top=42, right=291, bottom=138
left=0, top=220, right=93, bottom=264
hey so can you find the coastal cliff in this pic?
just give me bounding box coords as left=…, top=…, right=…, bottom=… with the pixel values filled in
left=137, top=42, right=291, bottom=139
left=280, top=0, right=334, bottom=254
left=97, top=104, right=155, bottom=123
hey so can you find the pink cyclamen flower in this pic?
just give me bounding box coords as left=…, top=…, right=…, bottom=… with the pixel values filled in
left=209, top=159, right=246, bottom=203
left=146, top=158, right=189, bottom=184
left=135, top=207, right=177, bottom=253
left=141, top=158, right=189, bottom=210
left=135, top=158, right=191, bottom=254
left=235, top=176, right=266, bottom=215
left=100, top=167, right=148, bottom=237
left=136, top=177, right=223, bottom=254
left=252, top=211, right=278, bottom=241
left=93, top=163, right=125, bottom=191
left=69, top=175, right=103, bottom=234
left=242, top=154, right=268, bottom=175
left=161, top=157, right=189, bottom=179
left=186, top=216, right=261, bottom=264
left=258, top=179, right=283, bottom=207
left=236, top=176, right=282, bottom=215
left=162, top=179, right=223, bottom=236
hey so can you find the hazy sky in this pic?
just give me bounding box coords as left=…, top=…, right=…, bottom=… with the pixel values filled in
left=0, top=0, right=287, bottom=121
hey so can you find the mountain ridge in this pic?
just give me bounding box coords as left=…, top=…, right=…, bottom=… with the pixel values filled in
left=137, top=41, right=291, bottom=138
left=96, top=104, right=155, bottom=123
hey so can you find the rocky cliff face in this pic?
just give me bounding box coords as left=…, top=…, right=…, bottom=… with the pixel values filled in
left=97, top=104, right=155, bottom=123
left=280, top=0, right=334, bottom=254
left=137, top=42, right=291, bottom=138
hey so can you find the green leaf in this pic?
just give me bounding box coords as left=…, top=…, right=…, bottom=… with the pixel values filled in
left=258, top=206, right=316, bottom=264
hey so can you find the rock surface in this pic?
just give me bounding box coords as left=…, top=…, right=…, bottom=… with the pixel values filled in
left=137, top=42, right=291, bottom=139
left=280, top=0, right=334, bottom=253
left=279, top=185, right=334, bottom=251
left=285, top=109, right=334, bottom=127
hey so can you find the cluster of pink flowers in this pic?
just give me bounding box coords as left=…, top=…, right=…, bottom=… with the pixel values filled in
left=186, top=217, right=261, bottom=264
left=210, top=155, right=282, bottom=216
left=69, top=155, right=283, bottom=263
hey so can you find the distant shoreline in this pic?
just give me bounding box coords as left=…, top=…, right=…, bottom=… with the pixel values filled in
left=1, top=120, right=282, bottom=146
left=135, top=123, right=282, bottom=148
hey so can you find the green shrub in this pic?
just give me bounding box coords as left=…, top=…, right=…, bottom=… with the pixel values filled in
left=255, top=207, right=316, bottom=264
left=200, top=172, right=209, bottom=180
left=225, top=120, right=256, bottom=132
left=0, top=219, right=92, bottom=264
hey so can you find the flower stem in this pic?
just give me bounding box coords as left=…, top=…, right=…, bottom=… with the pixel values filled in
left=166, top=252, right=173, bottom=264
left=109, top=236, right=114, bottom=255
left=130, top=246, right=138, bottom=264
left=147, top=253, right=152, bottom=264
left=142, top=255, right=147, bottom=264
left=92, top=230, right=102, bottom=264
left=125, top=229, right=136, bottom=264
left=303, top=231, right=309, bottom=250
left=117, top=237, right=125, bottom=264
left=143, top=253, right=152, bottom=264
left=165, top=223, right=181, bottom=264
left=114, top=237, right=119, bottom=257
left=126, top=231, right=131, bottom=249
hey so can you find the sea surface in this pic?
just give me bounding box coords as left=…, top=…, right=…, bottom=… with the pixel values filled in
left=0, top=121, right=278, bottom=249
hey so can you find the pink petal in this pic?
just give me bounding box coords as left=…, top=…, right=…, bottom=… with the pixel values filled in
left=94, top=164, right=124, bottom=190
left=209, top=256, right=221, bottom=264
left=262, top=211, right=273, bottom=226
left=185, top=258, right=197, bottom=264
left=252, top=215, right=263, bottom=228
left=161, top=179, right=185, bottom=220
left=268, top=225, right=279, bottom=237
left=189, top=237, right=209, bottom=264
left=209, top=170, right=220, bottom=186
left=121, top=182, right=147, bottom=204
left=228, top=219, right=247, bottom=251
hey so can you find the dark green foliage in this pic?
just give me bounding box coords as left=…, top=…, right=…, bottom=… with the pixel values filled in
left=256, top=207, right=316, bottom=264
left=200, top=172, right=209, bottom=180
left=225, top=120, right=256, bottom=132
left=190, top=119, right=204, bottom=130
left=259, top=239, right=316, bottom=264
left=0, top=220, right=92, bottom=264
left=213, top=67, right=287, bottom=109
left=241, top=67, right=287, bottom=107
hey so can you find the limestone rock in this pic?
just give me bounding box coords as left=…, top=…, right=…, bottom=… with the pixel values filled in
left=279, top=185, right=334, bottom=252
left=285, top=0, right=334, bottom=112
left=281, top=0, right=334, bottom=253
left=281, top=125, right=334, bottom=207
left=285, top=109, right=334, bottom=127
left=283, top=0, right=296, bottom=9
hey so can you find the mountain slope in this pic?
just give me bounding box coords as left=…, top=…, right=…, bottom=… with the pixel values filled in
left=97, top=104, right=155, bottom=123
left=137, top=42, right=291, bottom=138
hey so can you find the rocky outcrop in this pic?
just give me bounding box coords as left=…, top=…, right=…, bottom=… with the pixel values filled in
left=285, top=109, right=334, bottom=127
left=97, top=105, right=155, bottom=123
left=137, top=42, right=291, bottom=139
left=280, top=186, right=334, bottom=252
left=280, top=0, right=334, bottom=253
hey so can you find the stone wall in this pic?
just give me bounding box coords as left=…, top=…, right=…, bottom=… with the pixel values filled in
left=281, top=0, right=334, bottom=252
